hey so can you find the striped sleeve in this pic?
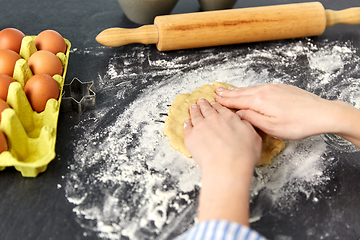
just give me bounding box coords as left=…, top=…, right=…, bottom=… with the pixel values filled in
left=175, top=220, right=267, bottom=240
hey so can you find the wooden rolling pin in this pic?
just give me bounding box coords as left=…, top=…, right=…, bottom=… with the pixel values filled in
left=96, top=2, right=360, bottom=51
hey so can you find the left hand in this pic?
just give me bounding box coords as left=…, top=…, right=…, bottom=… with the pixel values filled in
left=183, top=98, right=262, bottom=225
left=183, top=98, right=262, bottom=174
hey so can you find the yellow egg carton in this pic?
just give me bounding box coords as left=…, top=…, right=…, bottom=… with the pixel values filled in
left=0, top=35, right=71, bottom=177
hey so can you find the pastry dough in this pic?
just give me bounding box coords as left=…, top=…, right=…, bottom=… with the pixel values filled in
left=164, top=82, right=285, bottom=166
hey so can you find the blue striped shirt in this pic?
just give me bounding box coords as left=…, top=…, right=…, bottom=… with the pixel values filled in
left=176, top=220, right=267, bottom=240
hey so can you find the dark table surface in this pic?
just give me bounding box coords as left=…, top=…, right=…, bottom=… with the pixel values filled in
left=1, top=0, right=360, bottom=239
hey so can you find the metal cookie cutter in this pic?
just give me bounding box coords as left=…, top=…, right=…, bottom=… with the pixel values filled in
left=61, top=77, right=96, bottom=114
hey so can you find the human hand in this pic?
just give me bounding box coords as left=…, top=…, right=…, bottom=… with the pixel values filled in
left=183, top=98, right=262, bottom=225
left=216, top=84, right=339, bottom=140
left=183, top=98, right=261, bottom=174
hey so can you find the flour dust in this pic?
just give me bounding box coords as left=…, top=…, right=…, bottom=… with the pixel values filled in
left=65, top=39, right=360, bottom=239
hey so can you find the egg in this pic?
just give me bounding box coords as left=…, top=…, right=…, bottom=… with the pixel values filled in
left=0, top=74, right=15, bottom=101
left=0, top=98, right=10, bottom=123
left=34, top=30, right=66, bottom=54
left=0, top=130, right=8, bottom=154
left=0, top=49, right=21, bottom=77
left=0, top=28, right=25, bottom=53
left=27, top=50, right=63, bottom=76
left=24, top=74, right=60, bottom=112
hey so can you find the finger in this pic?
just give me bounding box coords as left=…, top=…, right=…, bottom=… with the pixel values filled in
left=241, top=119, right=254, bottom=129
left=183, top=118, right=193, bottom=138
left=189, top=104, right=204, bottom=125
left=241, top=119, right=260, bottom=136
left=237, top=109, right=272, bottom=133
left=209, top=101, right=232, bottom=114
left=216, top=85, right=264, bottom=97
left=197, top=98, right=217, bottom=118
left=215, top=86, right=240, bottom=97
left=216, top=95, right=255, bottom=110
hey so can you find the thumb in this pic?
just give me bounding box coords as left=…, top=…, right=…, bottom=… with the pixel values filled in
left=237, top=109, right=272, bottom=132
left=216, top=96, right=244, bottom=109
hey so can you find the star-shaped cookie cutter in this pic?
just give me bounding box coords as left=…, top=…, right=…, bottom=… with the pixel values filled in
left=61, top=77, right=96, bottom=114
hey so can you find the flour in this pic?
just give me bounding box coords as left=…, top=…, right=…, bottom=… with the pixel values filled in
left=70, top=46, right=108, bottom=56
left=65, top=39, right=360, bottom=239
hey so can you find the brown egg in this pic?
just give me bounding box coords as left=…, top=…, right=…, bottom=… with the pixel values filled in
left=34, top=30, right=66, bottom=54
left=0, top=49, right=21, bottom=77
left=24, top=74, right=60, bottom=112
left=0, top=98, right=10, bottom=123
left=0, top=74, right=15, bottom=101
left=0, top=28, right=25, bottom=53
left=0, top=130, right=8, bottom=154
left=27, top=50, right=63, bottom=76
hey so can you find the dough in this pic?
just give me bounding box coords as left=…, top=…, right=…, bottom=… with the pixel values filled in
left=164, top=82, right=285, bottom=166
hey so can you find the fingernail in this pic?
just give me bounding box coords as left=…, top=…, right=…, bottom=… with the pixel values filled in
left=184, top=119, right=190, bottom=128
left=216, top=96, right=222, bottom=100
left=198, top=98, right=206, bottom=103
left=191, top=104, right=199, bottom=109
left=216, top=87, right=224, bottom=96
left=210, top=101, right=216, bottom=105
left=228, top=87, right=236, bottom=90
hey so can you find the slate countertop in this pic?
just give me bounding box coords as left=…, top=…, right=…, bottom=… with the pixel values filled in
left=1, top=0, right=360, bottom=239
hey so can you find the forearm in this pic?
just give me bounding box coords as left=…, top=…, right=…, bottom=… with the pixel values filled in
left=291, top=99, right=360, bottom=148
left=197, top=167, right=253, bottom=226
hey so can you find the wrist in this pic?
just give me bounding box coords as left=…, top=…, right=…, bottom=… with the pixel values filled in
left=330, top=101, right=360, bottom=148
left=198, top=163, right=254, bottom=226
left=200, top=153, right=257, bottom=178
left=311, top=99, right=351, bottom=136
left=201, top=163, right=254, bottom=186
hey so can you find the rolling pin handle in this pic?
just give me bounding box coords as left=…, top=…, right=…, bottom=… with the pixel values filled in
left=96, top=25, right=159, bottom=47
left=326, top=8, right=360, bottom=27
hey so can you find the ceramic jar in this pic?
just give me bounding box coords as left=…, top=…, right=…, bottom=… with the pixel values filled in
left=198, top=0, right=238, bottom=11
left=117, top=0, right=179, bottom=24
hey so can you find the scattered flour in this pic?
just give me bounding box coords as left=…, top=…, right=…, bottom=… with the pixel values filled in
left=70, top=46, right=109, bottom=56
left=65, top=39, right=360, bottom=239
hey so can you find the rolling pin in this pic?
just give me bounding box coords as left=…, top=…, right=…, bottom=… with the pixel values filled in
left=96, top=2, right=360, bottom=51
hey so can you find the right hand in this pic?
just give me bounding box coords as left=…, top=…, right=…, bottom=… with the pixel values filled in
left=215, top=83, right=341, bottom=140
